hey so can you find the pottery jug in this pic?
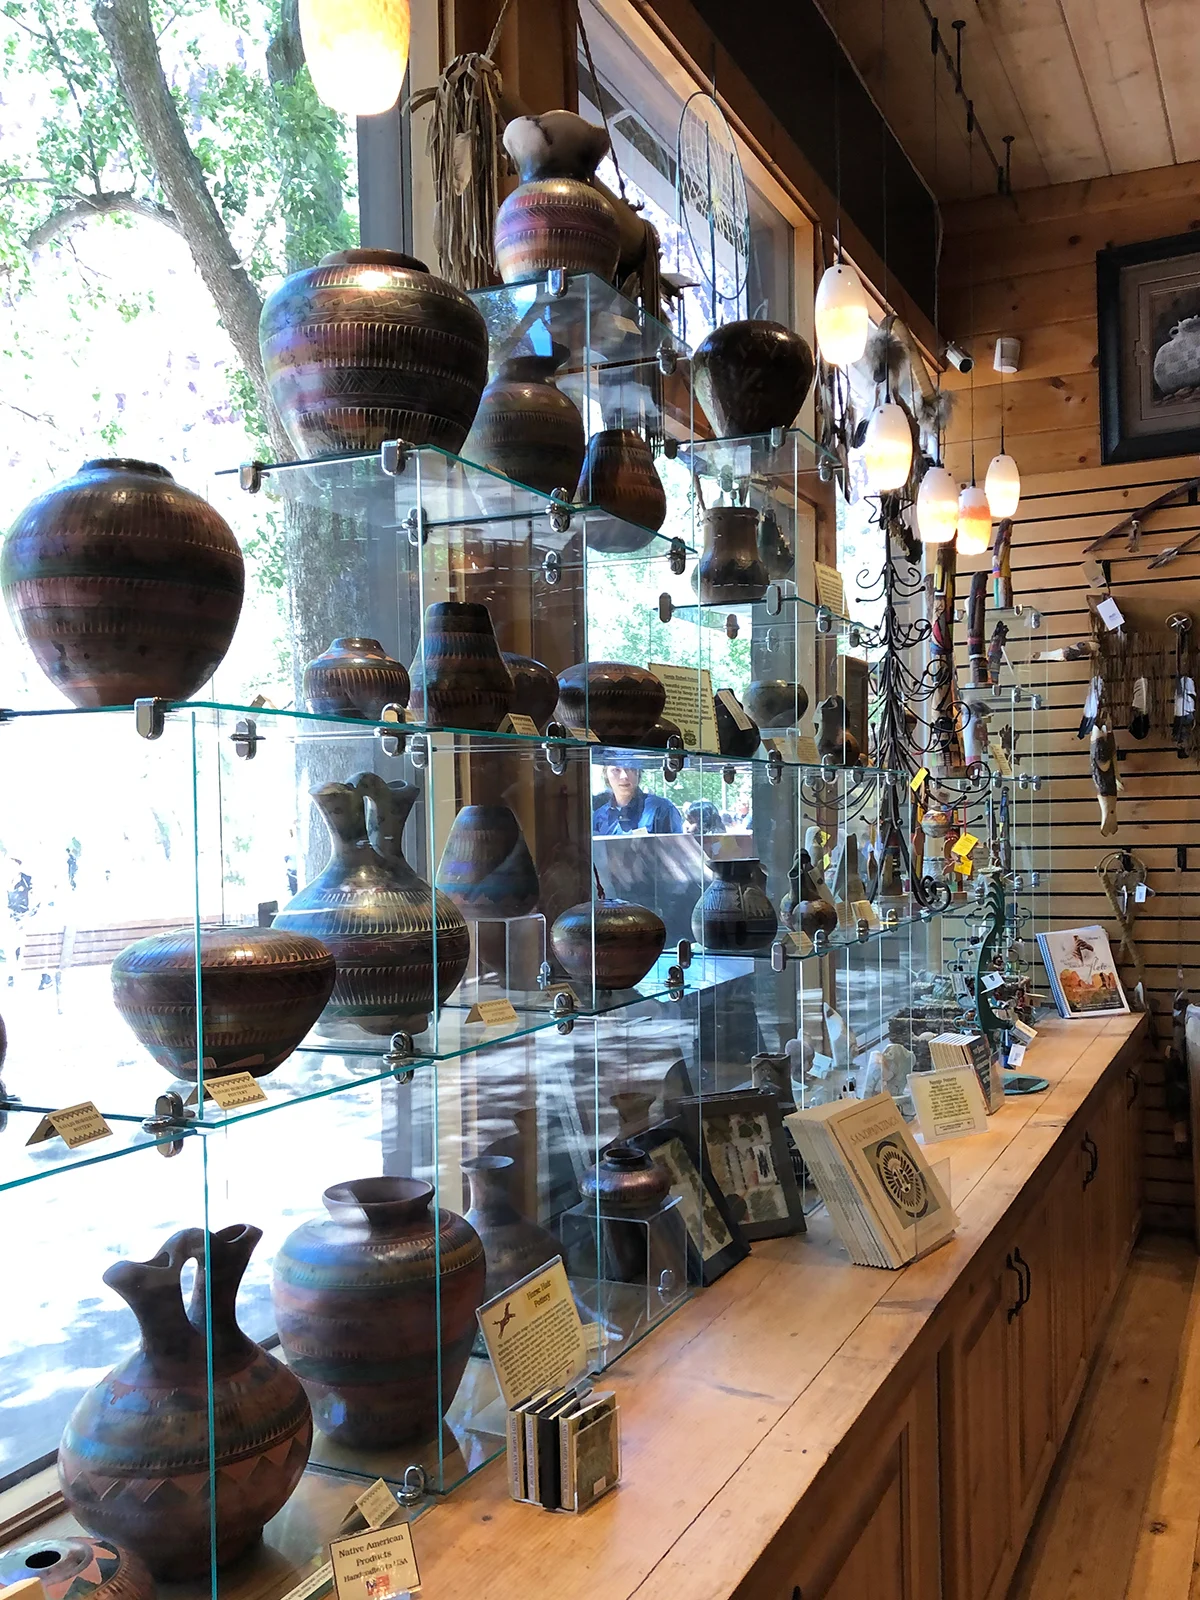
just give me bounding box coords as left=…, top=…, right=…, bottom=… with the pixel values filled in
left=494, top=112, right=621, bottom=285
left=435, top=804, right=540, bottom=920
left=3, top=460, right=244, bottom=708
left=409, top=600, right=514, bottom=731
left=556, top=660, right=665, bottom=746
left=273, top=1177, right=485, bottom=1449
left=502, top=651, right=559, bottom=730
left=691, top=319, right=815, bottom=438
left=463, top=349, right=586, bottom=497
left=714, top=689, right=761, bottom=758
left=273, top=774, right=470, bottom=1036
left=0, top=1538, right=153, bottom=1600
left=111, top=926, right=336, bottom=1082
left=815, top=693, right=861, bottom=766
left=698, top=506, right=769, bottom=604
left=576, top=429, right=666, bottom=553
left=59, top=1225, right=311, bottom=1580
left=551, top=873, right=666, bottom=991
left=1153, top=316, right=1200, bottom=396
left=303, top=637, right=410, bottom=721
left=463, top=1154, right=558, bottom=1305
left=745, top=679, right=808, bottom=729
left=692, top=856, right=779, bottom=953
left=259, top=248, right=489, bottom=456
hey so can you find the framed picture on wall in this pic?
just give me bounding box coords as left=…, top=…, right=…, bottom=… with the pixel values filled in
left=1098, top=232, right=1200, bottom=464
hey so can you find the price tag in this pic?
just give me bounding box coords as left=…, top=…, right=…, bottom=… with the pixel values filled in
left=852, top=898, right=881, bottom=929
left=714, top=688, right=754, bottom=731
left=813, top=561, right=846, bottom=616
left=1096, top=595, right=1125, bottom=631
left=1012, top=1018, right=1038, bottom=1044
left=1134, top=882, right=1148, bottom=903
left=953, top=858, right=974, bottom=876
left=500, top=713, right=541, bottom=737
left=565, top=725, right=600, bottom=743
left=1082, top=558, right=1107, bottom=589
left=1007, top=1042, right=1027, bottom=1067
left=951, top=832, right=980, bottom=858
left=910, top=766, right=929, bottom=792
left=980, top=970, right=1005, bottom=992
left=26, top=1101, right=112, bottom=1150
left=987, top=739, right=1013, bottom=777
left=793, top=734, right=821, bottom=766
left=330, top=1522, right=420, bottom=1600
left=355, top=1479, right=401, bottom=1531
left=466, top=997, right=520, bottom=1027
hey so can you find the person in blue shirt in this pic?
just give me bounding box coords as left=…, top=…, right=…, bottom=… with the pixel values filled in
left=592, top=764, right=683, bottom=835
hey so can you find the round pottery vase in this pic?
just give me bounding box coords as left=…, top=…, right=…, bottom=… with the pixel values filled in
left=462, top=350, right=585, bottom=497
left=435, top=804, right=540, bottom=920
left=714, top=691, right=761, bottom=759
left=303, top=637, right=410, bottom=721
left=2, top=460, right=244, bottom=709
left=111, top=927, right=336, bottom=1082
left=692, top=856, right=779, bottom=953
left=691, top=319, right=815, bottom=438
left=745, top=679, right=809, bottom=730
left=556, top=661, right=666, bottom=746
left=551, top=877, right=665, bottom=991
left=272, top=1177, right=485, bottom=1449
left=0, top=1539, right=153, bottom=1600
left=581, top=1141, right=671, bottom=1283
left=273, top=773, right=470, bottom=1036
left=576, top=429, right=666, bottom=553
left=59, top=1225, right=312, bottom=1581
left=698, top=506, right=769, bottom=604
left=409, top=601, right=514, bottom=732
left=494, top=112, right=621, bottom=286
left=1153, top=316, right=1200, bottom=395
left=463, top=1154, right=559, bottom=1305
left=259, top=248, right=489, bottom=456
left=502, top=651, right=559, bottom=731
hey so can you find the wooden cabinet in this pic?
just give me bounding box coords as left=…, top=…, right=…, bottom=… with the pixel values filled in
left=1049, top=1144, right=1088, bottom=1431
left=1011, top=1189, right=1057, bottom=1529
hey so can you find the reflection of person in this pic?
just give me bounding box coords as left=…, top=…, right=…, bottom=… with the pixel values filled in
left=683, top=801, right=724, bottom=836
left=593, top=766, right=682, bottom=835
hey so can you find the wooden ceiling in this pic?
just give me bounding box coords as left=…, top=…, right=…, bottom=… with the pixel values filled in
left=823, top=0, right=1200, bottom=200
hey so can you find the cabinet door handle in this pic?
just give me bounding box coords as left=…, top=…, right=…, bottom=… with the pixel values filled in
left=1006, top=1252, right=1024, bottom=1321
left=1082, top=1133, right=1099, bottom=1188
left=1013, top=1245, right=1031, bottom=1309
left=1127, top=1067, right=1141, bottom=1107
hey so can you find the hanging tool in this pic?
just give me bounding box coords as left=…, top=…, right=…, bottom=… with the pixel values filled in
left=992, top=519, right=1014, bottom=609
left=1090, top=723, right=1121, bottom=836
left=1170, top=614, right=1195, bottom=755
left=968, top=569, right=989, bottom=686
left=1082, top=475, right=1200, bottom=557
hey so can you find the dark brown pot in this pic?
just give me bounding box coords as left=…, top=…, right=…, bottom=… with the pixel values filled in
left=691, top=319, right=815, bottom=438
left=303, top=636, right=410, bottom=720
left=409, top=601, right=514, bottom=732
left=815, top=693, right=861, bottom=765
left=745, top=679, right=809, bottom=729
left=273, top=774, right=470, bottom=1036
left=692, top=856, right=778, bottom=953
left=580, top=1141, right=671, bottom=1283
left=435, top=804, right=540, bottom=920
left=0, top=1538, right=153, bottom=1600
left=494, top=113, right=620, bottom=285
left=2, top=460, right=244, bottom=709
left=714, top=690, right=761, bottom=758
left=556, top=661, right=666, bottom=746
left=272, top=1177, right=485, bottom=1450
left=577, top=429, right=666, bottom=553
left=502, top=651, right=559, bottom=731
left=463, top=351, right=585, bottom=497
left=551, top=876, right=665, bottom=991
left=463, top=1154, right=559, bottom=1304
left=640, top=714, right=684, bottom=750
left=698, top=506, right=769, bottom=604
left=259, top=248, right=489, bottom=457
left=783, top=851, right=838, bottom=939
left=59, top=1225, right=311, bottom=1580
left=111, top=927, right=336, bottom=1082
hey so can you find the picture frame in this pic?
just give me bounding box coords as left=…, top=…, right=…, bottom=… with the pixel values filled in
left=1098, top=231, right=1200, bottom=464
left=677, top=1090, right=806, bottom=1241
left=627, top=1118, right=750, bottom=1285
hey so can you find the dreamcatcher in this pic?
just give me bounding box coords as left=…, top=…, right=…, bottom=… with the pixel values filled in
left=675, top=91, right=750, bottom=330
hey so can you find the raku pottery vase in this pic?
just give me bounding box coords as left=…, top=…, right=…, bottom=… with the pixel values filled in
left=815, top=693, right=861, bottom=766
left=435, top=804, right=540, bottom=920
left=259, top=248, right=489, bottom=456
left=1153, top=316, right=1200, bottom=395
left=698, top=506, right=769, bottom=604
left=692, top=856, right=779, bottom=953
left=0, top=1538, right=154, bottom=1600
left=273, top=1177, right=485, bottom=1450
left=58, top=1225, right=311, bottom=1580
left=303, top=637, right=410, bottom=721
left=745, top=679, right=809, bottom=730
left=111, top=926, right=336, bottom=1082
left=576, top=429, right=666, bottom=554
left=556, top=661, right=666, bottom=746
left=757, top=507, right=794, bottom=579
left=463, top=349, right=586, bottom=497
left=502, top=651, right=559, bottom=731
left=463, top=1154, right=559, bottom=1305
left=714, top=690, right=761, bottom=759
left=580, top=1141, right=671, bottom=1283
left=2, top=460, right=244, bottom=708
left=409, top=601, right=514, bottom=732
left=691, top=319, right=815, bottom=438
left=494, top=112, right=621, bottom=286
left=273, top=774, right=470, bottom=1036
left=550, top=874, right=665, bottom=991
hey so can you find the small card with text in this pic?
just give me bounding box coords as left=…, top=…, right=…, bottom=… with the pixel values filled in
left=26, top=1101, right=112, bottom=1150
left=329, top=1522, right=420, bottom=1600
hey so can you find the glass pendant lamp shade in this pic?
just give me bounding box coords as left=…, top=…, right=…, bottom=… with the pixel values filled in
left=957, top=484, right=993, bottom=556
left=916, top=465, right=959, bottom=544
left=299, top=0, right=411, bottom=115
left=984, top=452, right=1021, bottom=519
left=863, top=402, right=913, bottom=491
left=814, top=262, right=870, bottom=367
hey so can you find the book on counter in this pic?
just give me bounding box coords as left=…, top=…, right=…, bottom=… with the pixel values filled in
left=927, top=1030, right=1005, bottom=1112
left=1036, top=924, right=1129, bottom=1019
left=784, top=1092, right=958, bottom=1268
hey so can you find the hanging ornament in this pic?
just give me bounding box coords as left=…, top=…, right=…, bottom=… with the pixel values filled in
left=985, top=452, right=1021, bottom=519
left=916, top=465, right=958, bottom=545
left=299, top=0, right=411, bottom=116
left=957, top=484, right=992, bottom=556
left=815, top=262, right=869, bottom=368
left=863, top=401, right=913, bottom=491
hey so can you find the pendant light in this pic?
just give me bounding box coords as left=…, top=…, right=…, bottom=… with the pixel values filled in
left=957, top=483, right=992, bottom=555
left=864, top=400, right=912, bottom=491
left=815, top=262, right=870, bottom=368
left=299, top=0, right=411, bottom=116
left=984, top=452, right=1021, bottom=519
left=916, top=465, right=958, bottom=544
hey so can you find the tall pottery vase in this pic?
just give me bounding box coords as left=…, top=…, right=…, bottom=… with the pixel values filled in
left=58, top=1225, right=312, bottom=1581
left=463, top=1154, right=559, bottom=1305
left=698, top=506, right=769, bottom=603
left=494, top=112, right=621, bottom=285
left=272, top=1177, right=485, bottom=1449
left=576, top=429, right=666, bottom=554
left=409, top=601, right=514, bottom=732
left=462, top=350, right=585, bottom=497
left=435, top=804, right=540, bottom=920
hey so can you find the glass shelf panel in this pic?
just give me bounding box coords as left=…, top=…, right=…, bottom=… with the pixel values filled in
left=468, top=272, right=685, bottom=367
left=0, top=1105, right=196, bottom=1192
left=679, top=425, right=839, bottom=486
left=669, top=588, right=861, bottom=634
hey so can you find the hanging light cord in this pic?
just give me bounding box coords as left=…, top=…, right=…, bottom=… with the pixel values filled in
left=578, top=8, right=627, bottom=203
left=833, top=0, right=843, bottom=259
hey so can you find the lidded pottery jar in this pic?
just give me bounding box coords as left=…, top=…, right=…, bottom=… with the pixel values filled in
left=2, top=459, right=244, bottom=708
left=58, top=1225, right=312, bottom=1580
left=409, top=600, right=514, bottom=731
left=110, top=926, right=336, bottom=1082
left=698, top=506, right=769, bottom=604
left=303, top=637, right=410, bottom=720
left=691, top=319, right=815, bottom=438
left=463, top=1153, right=559, bottom=1305
left=494, top=111, right=621, bottom=285
left=435, top=804, right=540, bottom=920
left=502, top=651, right=559, bottom=730
left=272, top=1177, right=485, bottom=1449
left=463, top=347, right=586, bottom=497
left=692, top=854, right=779, bottom=953
left=576, top=429, right=666, bottom=553
left=0, top=1538, right=153, bottom=1600
left=551, top=873, right=666, bottom=991
left=556, top=660, right=666, bottom=746
left=745, top=679, right=808, bottom=730
left=273, top=773, right=470, bottom=1036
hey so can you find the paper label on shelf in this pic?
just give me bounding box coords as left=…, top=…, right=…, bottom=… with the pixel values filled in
left=1082, top=558, right=1107, bottom=589
left=477, top=1257, right=587, bottom=1409
left=354, top=1479, right=401, bottom=1531
left=1012, top=1018, right=1038, bottom=1044
left=714, top=689, right=753, bottom=730
left=25, top=1101, right=113, bottom=1150
left=1096, top=595, right=1125, bottom=631
left=953, top=858, right=974, bottom=876
left=852, top=899, right=881, bottom=929
left=467, top=997, right=520, bottom=1028
left=988, top=740, right=1013, bottom=777
left=648, top=662, right=718, bottom=753
left=565, top=725, right=600, bottom=744
left=908, top=1066, right=989, bottom=1143
left=403, top=708, right=419, bottom=724
left=330, top=1522, right=420, bottom=1600
left=813, top=561, right=846, bottom=616
left=951, top=832, right=980, bottom=858
left=1007, top=1043, right=1027, bottom=1068
left=197, top=1071, right=269, bottom=1110
left=980, top=970, right=1005, bottom=992
left=910, top=766, right=929, bottom=792
left=785, top=930, right=813, bottom=958
left=793, top=734, right=821, bottom=765
left=952, top=970, right=971, bottom=999
left=280, top=1562, right=334, bottom=1600
left=500, top=713, right=541, bottom=738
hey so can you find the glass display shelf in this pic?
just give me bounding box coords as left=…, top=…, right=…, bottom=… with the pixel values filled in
left=0, top=1102, right=197, bottom=1192
left=468, top=271, right=686, bottom=368
left=667, top=586, right=866, bottom=637
left=679, top=424, right=840, bottom=486
left=693, top=907, right=941, bottom=967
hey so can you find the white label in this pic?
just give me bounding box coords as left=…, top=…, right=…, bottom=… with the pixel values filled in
left=814, top=561, right=846, bottom=616
left=981, top=971, right=1005, bottom=992
left=1011, top=1018, right=1038, bottom=1044
left=1135, top=882, right=1148, bottom=903
left=1082, top=558, right=1107, bottom=589
left=330, top=1523, right=420, bottom=1600
left=477, top=1257, right=587, bottom=1409
left=649, top=662, right=719, bottom=753
left=908, top=1066, right=990, bottom=1142
left=1007, top=1042, right=1027, bottom=1067
left=852, top=898, right=881, bottom=929
left=355, top=1478, right=400, bottom=1531
left=26, top=1101, right=113, bottom=1150
left=1096, top=595, right=1125, bottom=631
left=809, top=1052, right=836, bottom=1079
left=715, top=688, right=753, bottom=731
left=500, top=713, right=541, bottom=738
